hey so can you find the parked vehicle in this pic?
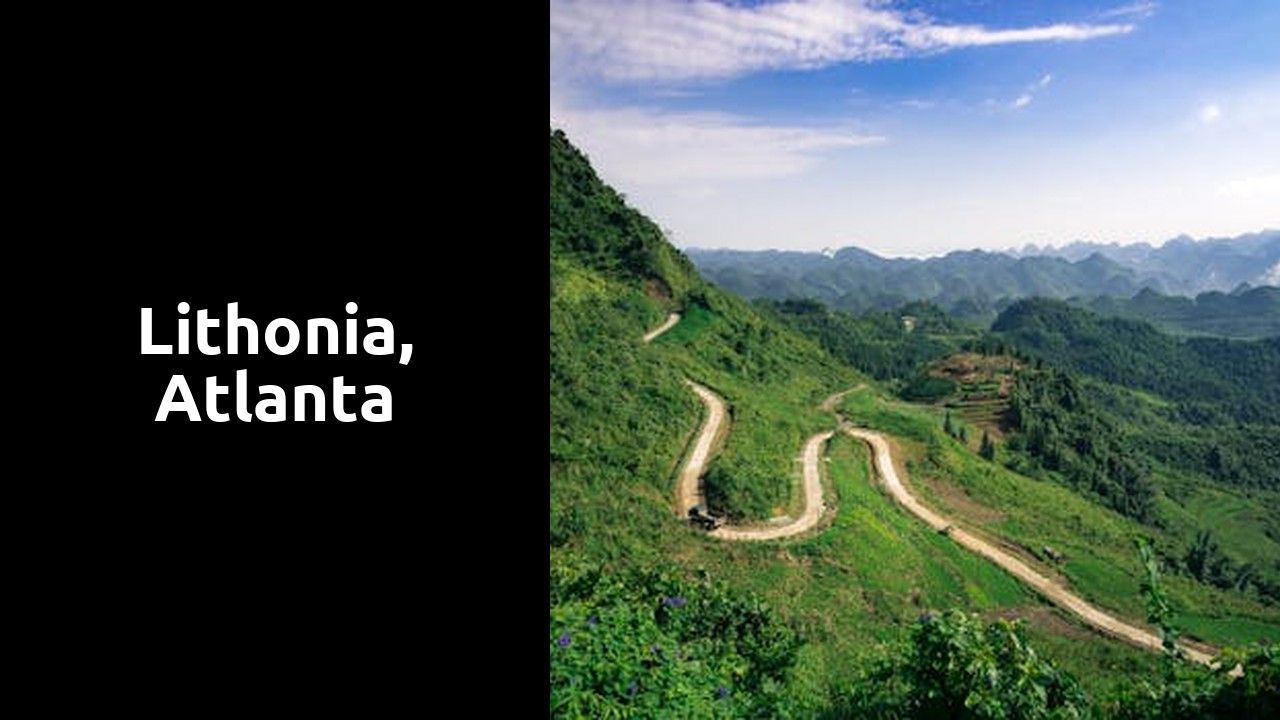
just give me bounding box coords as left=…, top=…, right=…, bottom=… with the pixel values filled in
left=688, top=504, right=725, bottom=531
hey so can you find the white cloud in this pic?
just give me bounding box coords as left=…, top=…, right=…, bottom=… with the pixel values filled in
left=1263, top=260, right=1280, bottom=286
left=900, top=99, right=936, bottom=109
left=1008, top=74, right=1053, bottom=110
left=1217, top=173, right=1280, bottom=200
left=1199, top=103, right=1222, bottom=124
left=1100, top=2, right=1158, bottom=20
left=551, top=0, right=1133, bottom=82
left=550, top=102, right=885, bottom=187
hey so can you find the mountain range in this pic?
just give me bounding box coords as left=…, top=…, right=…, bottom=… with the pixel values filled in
left=687, top=230, right=1280, bottom=331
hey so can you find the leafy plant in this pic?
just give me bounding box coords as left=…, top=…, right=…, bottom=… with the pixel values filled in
left=835, top=609, right=1091, bottom=719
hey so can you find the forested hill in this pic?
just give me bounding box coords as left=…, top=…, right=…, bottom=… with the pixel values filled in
left=551, top=130, right=702, bottom=299
left=1073, top=286, right=1280, bottom=339
left=991, top=298, right=1280, bottom=426
left=551, top=128, right=869, bottom=714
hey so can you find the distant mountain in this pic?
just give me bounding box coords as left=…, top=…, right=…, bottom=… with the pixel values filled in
left=688, top=230, right=1280, bottom=329
left=1072, top=286, right=1280, bottom=339
left=687, top=246, right=1150, bottom=322
left=1010, top=230, right=1280, bottom=295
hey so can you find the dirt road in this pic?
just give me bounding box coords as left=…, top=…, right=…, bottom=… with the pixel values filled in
left=643, top=313, right=1222, bottom=665
left=845, top=426, right=1216, bottom=666
left=646, top=313, right=833, bottom=541
left=642, top=313, right=681, bottom=343
left=677, top=381, right=727, bottom=516
left=709, top=430, right=833, bottom=541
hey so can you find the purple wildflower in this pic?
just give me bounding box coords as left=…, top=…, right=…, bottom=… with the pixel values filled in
left=557, top=632, right=572, bottom=648
left=662, top=595, right=687, bottom=608
left=627, top=681, right=638, bottom=696
left=919, top=612, right=936, bottom=624
left=587, top=615, right=599, bottom=627
left=717, top=685, right=730, bottom=699
left=651, top=644, right=662, bottom=656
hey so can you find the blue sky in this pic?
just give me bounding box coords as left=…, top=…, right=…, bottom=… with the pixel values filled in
left=550, top=0, right=1279, bottom=256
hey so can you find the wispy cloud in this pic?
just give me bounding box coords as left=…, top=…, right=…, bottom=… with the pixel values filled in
left=1099, top=2, right=1158, bottom=20
left=1009, top=73, right=1053, bottom=110
left=1199, top=103, right=1222, bottom=124
left=900, top=99, right=937, bottom=110
left=550, top=101, right=885, bottom=188
left=551, top=0, right=1134, bottom=82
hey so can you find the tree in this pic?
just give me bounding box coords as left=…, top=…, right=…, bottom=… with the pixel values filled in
left=980, top=430, right=996, bottom=461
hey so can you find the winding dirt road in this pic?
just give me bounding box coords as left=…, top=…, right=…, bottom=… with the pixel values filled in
left=710, top=430, right=833, bottom=541
left=642, top=312, right=681, bottom=344
left=643, top=313, right=1221, bottom=666
left=648, top=312, right=834, bottom=541
left=675, top=381, right=727, bottom=517
left=845, top=425, right=1216, bottom=666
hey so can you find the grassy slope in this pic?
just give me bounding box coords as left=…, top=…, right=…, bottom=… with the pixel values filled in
left=549, top=129, right=1273, bottom=708
left=836, top=386, right=1280, bottom=648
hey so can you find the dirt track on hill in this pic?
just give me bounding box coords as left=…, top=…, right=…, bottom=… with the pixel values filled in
left=642, top=312, right=681, bottom=343
left=641, top=314, right=1221, bottom=666
left=676, top=382, right=727, bottom=517
left=648, top=313, right=833, bottom=541
left=710, top=430, right=833, bottom=541
left=845, top=425, right=1216, bottom=667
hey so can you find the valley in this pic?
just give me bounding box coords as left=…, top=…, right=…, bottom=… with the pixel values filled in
left=549, top=129, right=1279, bottom=716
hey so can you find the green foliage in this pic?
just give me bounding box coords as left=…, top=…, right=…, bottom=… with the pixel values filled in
left=762, top=298, right=974, bottom=382
left=1183, top=530, right=1257, bottom=593
left=550, top=557, right=801, bottom=718
left=550, top=129, right=699, bottom=301
left=980, top=431, right=996, bottom=461
left=1005, top=369, right=1156, bottom=522
left=1077, top=286, right=1280, bottom=340
left=836, top=389, right=1280, bottom=650
left=902, top=374, right=960, bottom=402
left=1116, top=541, right=1280, bottom=719
left=993, top=298, right=1280, bottom=426
left=834, top=610, right=1091, bottom=719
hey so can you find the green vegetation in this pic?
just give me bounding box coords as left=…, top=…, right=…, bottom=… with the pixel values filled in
left=833, top=610, right=1090, bottom=718
left=760, top=298, right=976, bottom=385
left=550, top=557, right=801, bottom=717
left=992, top=298, right=1280, bottom=426
left=835, top=387, right=1280, bottom=649
left=1005, top=368, right=1157, bottom=522
left=1109, top=541, right=1280, bottom=719
left=549, top=128, right=1279, bottom=716
left=1075, top=286, right=1280, bottom=340
left=980, top=431, right=996, bottom=461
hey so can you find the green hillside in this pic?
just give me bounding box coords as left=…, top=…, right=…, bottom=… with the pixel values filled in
left=549, top=129, right=1279, bottom=717
left=1074, top=286, right=1280, bottom=340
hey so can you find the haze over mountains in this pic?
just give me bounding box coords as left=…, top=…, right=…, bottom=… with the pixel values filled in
left=687, top=230, right=1280, bottom=332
